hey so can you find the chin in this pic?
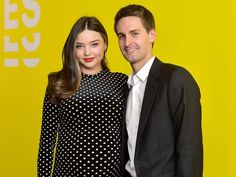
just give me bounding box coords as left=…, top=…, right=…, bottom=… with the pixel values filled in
left=127, top=56, right=137, bottom=63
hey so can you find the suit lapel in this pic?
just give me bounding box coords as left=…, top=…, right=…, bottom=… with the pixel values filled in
left=136, top=58, right=162, bottom=145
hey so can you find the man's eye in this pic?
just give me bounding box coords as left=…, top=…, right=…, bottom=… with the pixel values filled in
left=118, top=35, right=125, bottom=40
left=132, top=32, right=138, bottom=36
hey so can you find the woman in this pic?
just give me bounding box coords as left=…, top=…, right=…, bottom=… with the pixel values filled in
left=37, top=16, right=128, bottom=177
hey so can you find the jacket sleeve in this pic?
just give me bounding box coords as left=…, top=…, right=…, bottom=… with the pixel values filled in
left=168, top=67, right=203, bottom=177
left=37, top=93, right=60, bottom=177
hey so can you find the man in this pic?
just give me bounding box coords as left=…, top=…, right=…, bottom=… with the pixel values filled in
left=114, top=4, right=203, bottom=177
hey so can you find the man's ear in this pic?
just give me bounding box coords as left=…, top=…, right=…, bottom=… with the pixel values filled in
left=149, top=28, right=156, bottom=43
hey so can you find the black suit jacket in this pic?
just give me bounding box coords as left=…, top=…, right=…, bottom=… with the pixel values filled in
left=121, top=58, right=203, bottom=177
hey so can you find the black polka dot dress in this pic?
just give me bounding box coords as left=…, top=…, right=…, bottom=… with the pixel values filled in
left=37, top=70, right=128, bottom=177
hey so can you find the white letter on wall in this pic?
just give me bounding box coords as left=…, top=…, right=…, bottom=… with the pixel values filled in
left=4, top=0, right=18, bottom=29
left=22, top=33, right=40, bottom=51
left=4, top=36, right=18, bottom=52
left=23, top=58, right=40, bottom=68
left=22, top=0, right=40, bottom=28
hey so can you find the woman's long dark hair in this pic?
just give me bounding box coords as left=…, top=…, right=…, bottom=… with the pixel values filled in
left=47, top=16, right=109, bottom=104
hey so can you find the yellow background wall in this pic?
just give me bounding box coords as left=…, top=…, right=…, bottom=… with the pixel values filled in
left=0, top=0, right=235, bottom=176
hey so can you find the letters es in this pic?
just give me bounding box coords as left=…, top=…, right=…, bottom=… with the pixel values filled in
left=3, top=0, right=40, bottom=67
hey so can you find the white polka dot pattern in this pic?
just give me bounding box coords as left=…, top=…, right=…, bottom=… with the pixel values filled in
left=37, top=70, right=128, bottom=177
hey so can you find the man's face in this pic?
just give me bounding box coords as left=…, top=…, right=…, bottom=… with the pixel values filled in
left=116, top=16, right=156, bottom=71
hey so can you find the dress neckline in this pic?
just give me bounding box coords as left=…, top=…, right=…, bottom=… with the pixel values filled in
left=82, top=70, right=107, bottom=78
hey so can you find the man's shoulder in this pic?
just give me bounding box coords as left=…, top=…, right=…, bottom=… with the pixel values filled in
left=154, top=59, right=191, bottom=78
left=152, top=58, right=197, bottom=84
left=160, top=62, right=200, bottom=92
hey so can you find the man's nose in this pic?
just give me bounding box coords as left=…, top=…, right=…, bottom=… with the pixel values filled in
left=125, top=36, right=132, bottom=46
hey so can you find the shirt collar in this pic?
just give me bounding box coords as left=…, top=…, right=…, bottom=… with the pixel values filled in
left=127, top=56, right=155, bottom=87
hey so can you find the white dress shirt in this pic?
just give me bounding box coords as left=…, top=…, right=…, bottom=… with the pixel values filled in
left=125, top=57, right=155, bottom=177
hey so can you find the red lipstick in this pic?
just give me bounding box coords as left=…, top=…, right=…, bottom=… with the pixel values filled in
left=83, top=57, right=94, bottom=62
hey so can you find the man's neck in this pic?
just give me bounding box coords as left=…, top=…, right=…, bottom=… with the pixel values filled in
left=131, top=56, right=154, bottom=74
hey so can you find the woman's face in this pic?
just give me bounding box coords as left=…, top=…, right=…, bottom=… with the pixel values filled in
left=75, top=29, right=107, bottom=75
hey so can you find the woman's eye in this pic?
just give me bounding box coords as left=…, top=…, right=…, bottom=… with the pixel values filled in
left=76, top=45, right=82, bottom=48
left=91, top=43, right=99, bottom=47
